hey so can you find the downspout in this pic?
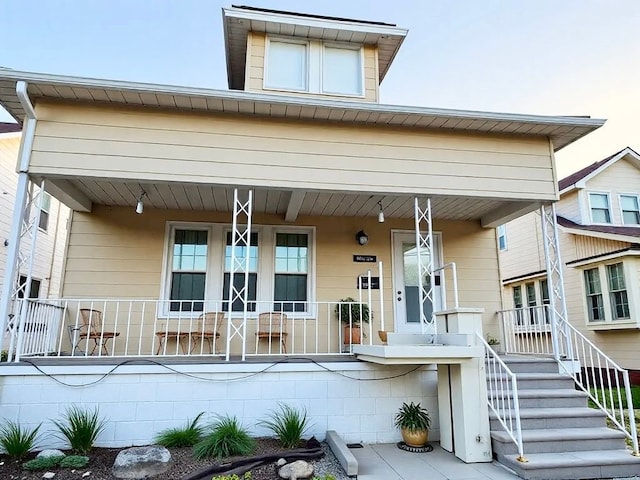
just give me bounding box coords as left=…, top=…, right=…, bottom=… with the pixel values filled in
left=0, top=81, right=38, bottom=356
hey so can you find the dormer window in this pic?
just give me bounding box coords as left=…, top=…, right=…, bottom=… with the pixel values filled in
left=620, top=194, right=640, bottom=225
left=588, top=192, right=611, bottom=224
left=264, top=36, right=364, bottom=97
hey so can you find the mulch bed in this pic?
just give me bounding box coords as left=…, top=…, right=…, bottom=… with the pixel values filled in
left=0, top=438, right=342, bottom=480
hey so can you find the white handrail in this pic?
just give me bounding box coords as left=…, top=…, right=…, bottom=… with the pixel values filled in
left=433, top=262, right=458, bottom=309
left=477, top=334, right=526, bottom=462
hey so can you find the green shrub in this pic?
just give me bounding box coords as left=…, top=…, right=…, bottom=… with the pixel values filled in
left=211, top=473, right=251, bottom=480
left=312, top=476, right=336, bottom=480
left=194, top=415, right=255, bottom=460
left=258, top=403, right=310, bottom=448
left=0, top=350, right=7, bottom=362
left=60, top=455, right=89, bottom=468
left=0, top=420, right=41, bottom=459
left=154, top=412, right=205, bottom=448
left=23, top=455, right=64, bottom=471
left=53, top=406, right=106, bottom=454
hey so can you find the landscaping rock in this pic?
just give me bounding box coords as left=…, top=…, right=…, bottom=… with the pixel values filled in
left=42, top=473, right=56, bottom=479
left=37, top=449, right=65, bottom=459
left=112, top=446, right=172, bottom=479
left=277, top=459, right=314, bottom=480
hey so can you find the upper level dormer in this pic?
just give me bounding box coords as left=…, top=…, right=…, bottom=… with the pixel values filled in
left=222, top=5, right=408, bottom=102
left=557, top=147, right=640, bottom=229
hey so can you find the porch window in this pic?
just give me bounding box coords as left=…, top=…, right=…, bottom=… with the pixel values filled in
left=620, top=194, right=640, bottom=225
left=39, top=192, right=51, bottom=232
left=273, top=233, right=308, bottom=312
left=583, top=268, right=604, bottom=322
left=525, top=282, right=536, bottom=324
left=17, top=275, right=41, bottom=299
left=170, top=229, right=207, bottom=312
left=222, top=232, right=258, bottom=312
left=540, top=279, right=550, bottom=324
left=588, top=192, right=611, bottom=224
left=512, top=285, right=523, bottom=325
left=606, top=263, right=629, bottom=320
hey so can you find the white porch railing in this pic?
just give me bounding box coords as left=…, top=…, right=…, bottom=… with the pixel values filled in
left=478, top=334, right=526, bottom=462
left=9, top=298, right=378, bottom=360
left=500, top=305, right=639, bottom=456
left=499, top=305, right=553, bottom=355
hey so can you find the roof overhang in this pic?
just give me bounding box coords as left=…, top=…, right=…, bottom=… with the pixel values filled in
left=566, top=247, right=640, bottom=268
left=0, top=69, right=605, bottom=152
left=558, top=224, right=640, bottom=244
left=222, top=5, right=408, bottom=90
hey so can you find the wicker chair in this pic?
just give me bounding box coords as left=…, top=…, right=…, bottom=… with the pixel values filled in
left=191, top=312, right=226, bottom=354
left=255, top=312, right=288, bottom=354
left=77, top=308, right=120, bottom=355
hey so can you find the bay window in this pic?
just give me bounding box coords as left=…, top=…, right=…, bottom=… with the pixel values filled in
left=606, top=263, right=629, bottom=320
left=583, top=268, right=604, bottom=322
left=581, top=260, right=635, bottom=326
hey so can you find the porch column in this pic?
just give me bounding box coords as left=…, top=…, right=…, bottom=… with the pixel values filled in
left=540, top=203, right=570, bottom=361
left=414, top=197, right=436, bottom=341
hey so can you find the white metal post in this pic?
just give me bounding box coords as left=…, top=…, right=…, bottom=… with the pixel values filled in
left=541, top=203, right=571, bottom=361
left=225, top=189, right=253, bottom=361
left=414, top=197, right=436, bottom=340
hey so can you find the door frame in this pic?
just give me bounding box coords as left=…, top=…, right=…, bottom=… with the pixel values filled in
left=390, top=229, right=444, bottom=334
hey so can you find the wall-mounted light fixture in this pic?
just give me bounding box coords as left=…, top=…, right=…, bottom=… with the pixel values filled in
left=355, top=230, right=369, bottom=245
left=378, top=201, right=385, bottom=223
left=135, top=190, right=146, bottom=214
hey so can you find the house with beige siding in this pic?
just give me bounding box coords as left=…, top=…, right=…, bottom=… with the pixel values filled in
left=499, top=147, right=640, bottom=380
left=0, top=122, right=69, bottom=353
left=1, top=6, right=638, bottom=478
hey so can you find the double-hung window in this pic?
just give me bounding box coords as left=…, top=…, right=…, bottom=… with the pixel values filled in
left=583, top=268, right=604, bottom=322
left=39, top=192, right=51, bottom=232
left=540, top=279, right=550, bottom=324
left=223, top=232, right=258, bottom=312
left=620, top=195, right=640, bottom=225
left=525, top=282, right=537, bottom=324
left=274, top=233, right=308, bottom=312
left=169, top=229, right=208, bottom=312
left=497, top=225, right=507, bottom=251
left=588, top=193, right=611, bottom=224
left=606, top=263, right=630, bottom=320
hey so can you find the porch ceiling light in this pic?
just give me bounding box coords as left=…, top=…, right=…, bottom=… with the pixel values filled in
left=355, top=230, right=369, bottom=245
left=135, top=190, right=146, bottom=214
left=378, top=201, right=385, bottom=223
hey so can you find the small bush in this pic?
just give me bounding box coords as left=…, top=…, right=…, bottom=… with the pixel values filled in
left=312, top=476, right=336, bottom=480
left=53, top=406, right=106, bottom=454
left=258, top=403, right=310, bottom=448
left=211, top=473, right=251, bottom=480
left=0, top=350, right=7, bottom=362
left=193, top=415, right=255, bottom=460
left=23, top=455, right=64, bottom=471
left=154, top=412, right=205, bottom=448
left=0, top=420, right=41, bottom=459
left=60, top=455, right=89, bottom=468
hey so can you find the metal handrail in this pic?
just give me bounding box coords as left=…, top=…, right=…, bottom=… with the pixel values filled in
left=433, top=262, right=459, bottom=309
left=478, top=334, right=526, bottom=462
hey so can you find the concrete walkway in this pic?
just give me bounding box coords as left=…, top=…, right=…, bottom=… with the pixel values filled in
left=351, top=443, right=520, bottom=480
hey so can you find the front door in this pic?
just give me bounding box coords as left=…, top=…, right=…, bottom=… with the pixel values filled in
left=392, top=231, right=442, bottom=334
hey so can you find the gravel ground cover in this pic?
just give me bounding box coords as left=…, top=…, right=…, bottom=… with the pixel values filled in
left=0, top=438, right=349, bottom=480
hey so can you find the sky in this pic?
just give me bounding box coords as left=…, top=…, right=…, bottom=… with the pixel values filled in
left=0, top=0, right=638, bottom=178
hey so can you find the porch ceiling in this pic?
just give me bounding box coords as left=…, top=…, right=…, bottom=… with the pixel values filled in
left=56, top=177, right=525, bottom=222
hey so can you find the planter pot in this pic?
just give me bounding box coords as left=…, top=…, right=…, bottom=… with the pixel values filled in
left=401, top=427, right=428, bottom=447
left=343, top=326, right=362, bottom=345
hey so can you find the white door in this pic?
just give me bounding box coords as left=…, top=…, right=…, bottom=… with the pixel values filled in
left=392, top=231, right=442, bottom=334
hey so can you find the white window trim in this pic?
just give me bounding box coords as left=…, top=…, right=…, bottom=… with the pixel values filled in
left=263, top=35, right=365, bottom=98
left=581, top=259, right=638, bottom=330
left=320, top=42, right=365, bottom=97
left=587, top=191, right=613, bottom=225
left=159, top=222, right=317, bottom=319
left=619, top=193, right=640, bottom=226
left=497, top=224, right=507, bottom=251
left=263, top=36, right=310, bottom=93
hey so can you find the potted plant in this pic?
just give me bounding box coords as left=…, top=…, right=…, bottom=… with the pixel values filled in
left=394, top=402, right=431, bottom=447
left=335, top=297, right=370, bottom=345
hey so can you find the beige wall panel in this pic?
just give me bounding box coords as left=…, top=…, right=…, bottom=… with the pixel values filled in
left=31, top=102, right=556, bottom=200
left=499, top=212, right=545, bottom=280
left=556, top=191, right=581, bottom=223
left=573, top=236, right=630, bottom=260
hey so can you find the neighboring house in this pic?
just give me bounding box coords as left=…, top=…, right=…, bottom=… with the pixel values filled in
left=499, top=147, right=640, bottom=380
left=0, top=122, right=69, bottom=348
left=0, top=5, right=615, bottom=470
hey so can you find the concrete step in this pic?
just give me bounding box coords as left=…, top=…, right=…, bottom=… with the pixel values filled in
left=499, top=449, right=640, bottom=480
left=490, top=407, right=607, bottom=430
left=491, top=427, right=627, bottom=455
left=488, top=372, right=575, bottom=390
left=490, top=388, right=589, bottom=408
left=497, top=355, right=558, bottom=374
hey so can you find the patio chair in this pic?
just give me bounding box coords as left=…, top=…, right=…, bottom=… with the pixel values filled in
left=77, top=308, right=120, bottom=355
left=191, top=312, right=226, bottom=354
left=255, top=312, right=288, bottom=354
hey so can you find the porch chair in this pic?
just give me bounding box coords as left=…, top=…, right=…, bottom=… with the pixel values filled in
left=190, top=312, right=226, bottom=354
left=77, top=308, right=120, bottom=355
left=255, top=312, right=288, bottom=354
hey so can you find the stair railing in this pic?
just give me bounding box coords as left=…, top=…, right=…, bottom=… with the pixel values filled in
left=478, top=334, right=527, bottom=462
left=555, top=317, right=639, bottom=456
